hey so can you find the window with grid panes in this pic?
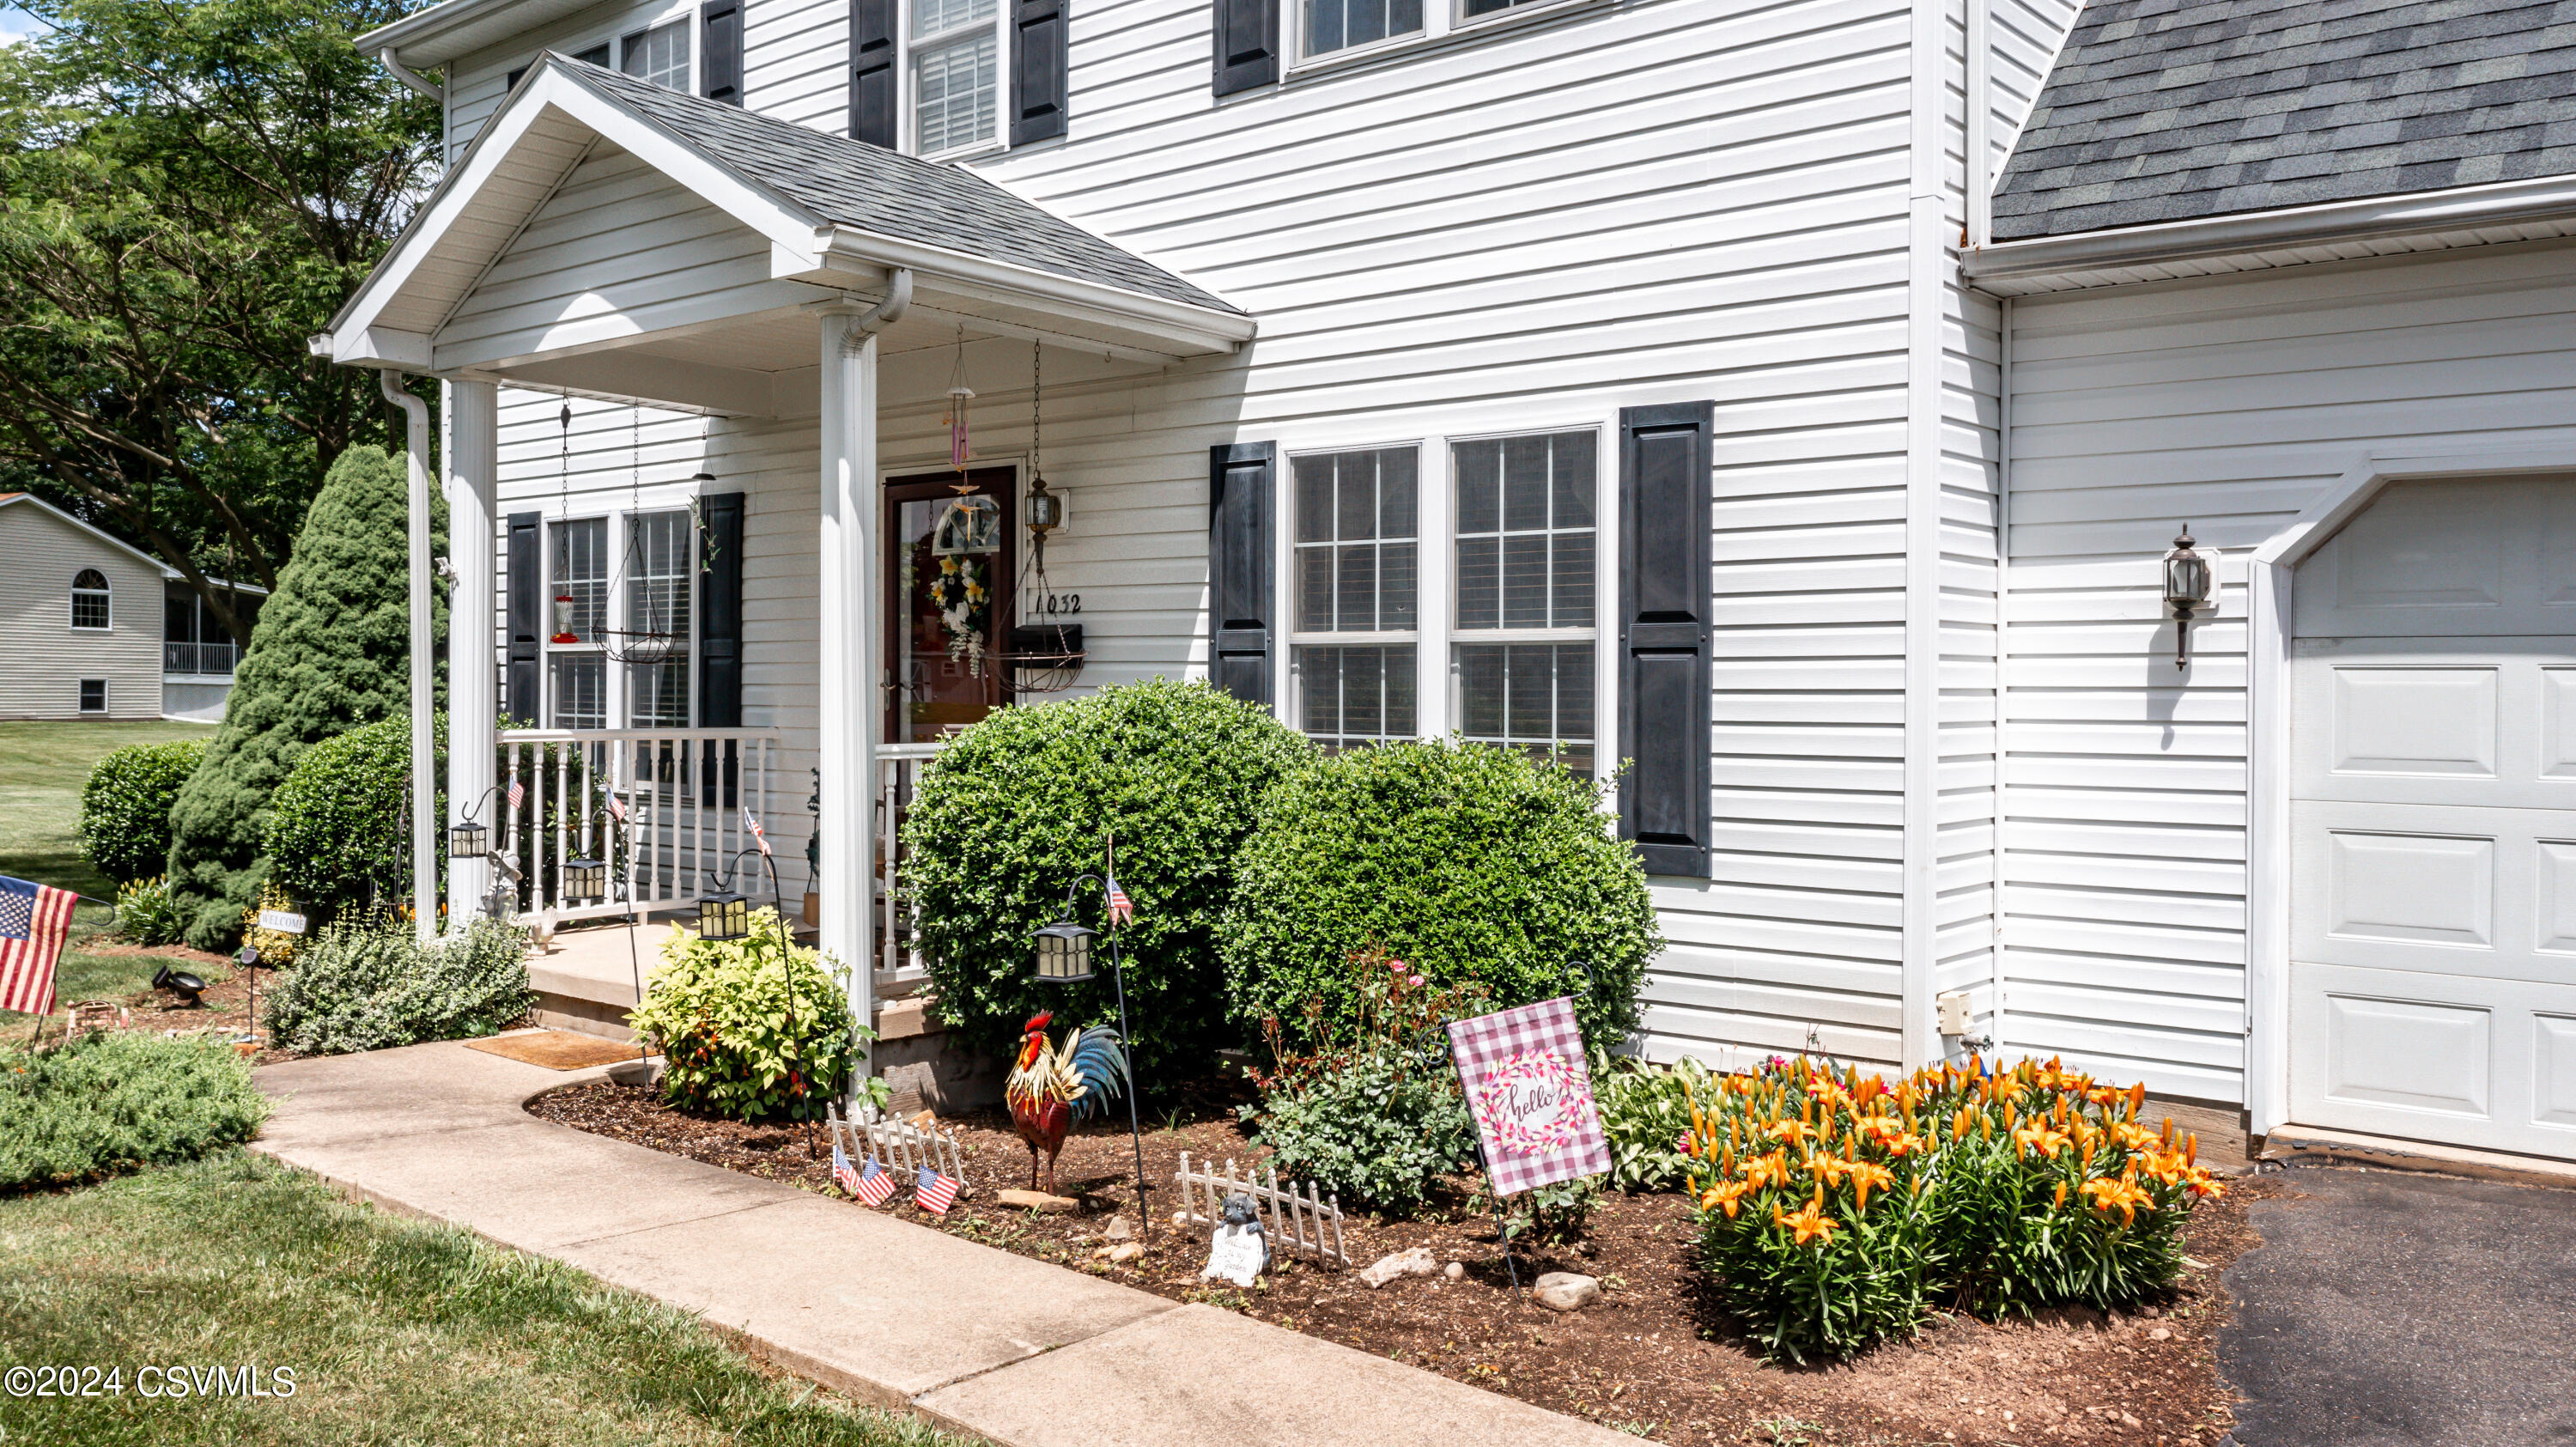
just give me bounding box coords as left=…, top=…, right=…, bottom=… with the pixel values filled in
left=1291, top=447, right=1417, bottom=751
left=550, top=519, right=608, bottom=727
left=914, top=0, right=999, bottom=155
left=1305, top=0, right=1420, bottom=56
left=623, top=510, right=693, bottom=727
left=1453, top=430, right=1596, bottom=775
left=619, top=19, right=688, bottom=88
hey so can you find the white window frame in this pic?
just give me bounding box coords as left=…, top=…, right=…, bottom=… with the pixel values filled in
left=1286, top=0, right=1601, bottom=75
left=539, top=505, right=703, bottom=732
left=69, top=568, right=112, bottom=631
left=1270, top=417, right=1613, bottom=778
left=78, top=679, right=107, bottom=714
left=904, top=0, right=1009, bottom=161
left=617, top=15, right=694, bottom=91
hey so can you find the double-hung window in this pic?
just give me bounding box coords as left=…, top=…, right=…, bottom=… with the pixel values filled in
left=912, top=0, right=999, bottom=155
left=619, top=19, right=690, bottom=89
left=544, top=511, right=699, bottom=731
left=70, top=568, right=111, bottom=630
left=1452, top=430, right=1596, bottom=776
left=624, top=510, right=694, bottom=728
left=549, top=519, right=610, bottom=730
left=1305, top=0, right=1420, bottom=58
left=1291, top=447, right=1418, bottom=751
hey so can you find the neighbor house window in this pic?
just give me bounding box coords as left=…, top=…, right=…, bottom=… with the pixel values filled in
left=623, top=509, right=693, bottom=728
left=912, top=0, right=999, bottom=154
left=78, top=679, right=106, bottom=714
left=619, top=19, right=688, bottom=89
left=550, top=519, right=609, bottom=729
left=70, top=568, right=111, bottom=630
left=1291, top=446, right=1417, bottom=751
left=1452, top=429, right=1597, bottom=775
left=1305, top=0, right=1420, bottom=56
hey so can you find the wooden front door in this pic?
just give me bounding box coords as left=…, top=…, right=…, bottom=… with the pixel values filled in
left=886, top=467, right=1016, bottom=744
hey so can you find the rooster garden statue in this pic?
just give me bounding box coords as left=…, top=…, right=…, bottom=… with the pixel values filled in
left=1004, top=1011, right=1130, bottom=1195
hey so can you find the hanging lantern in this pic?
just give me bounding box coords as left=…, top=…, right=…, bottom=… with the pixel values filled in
left=447, top=818, right=489, bottom=860
left=697, top=888, right=750, bottom=942
left=2163, top=526, right=2215, bottom=671
left=1026, top=473, right=1064, bottom=537
left=564, top=855, right=607, bottom=901
left=1032, top=917, right=1097, bottom=984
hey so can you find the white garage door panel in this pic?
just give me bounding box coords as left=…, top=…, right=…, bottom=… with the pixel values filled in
left=2287, top=961, right=2576, bottom=1155
left=2290, top=477, right=2576, bottom=1164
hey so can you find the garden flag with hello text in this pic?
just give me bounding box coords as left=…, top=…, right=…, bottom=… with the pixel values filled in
left=1446, top=995, right=1610, bottom=1197
left=0, top=874, right=76, bottom=1018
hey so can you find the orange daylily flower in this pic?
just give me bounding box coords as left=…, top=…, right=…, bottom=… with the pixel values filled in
left=2014, top=1121, right=2073, bottom=1158
left=1848, top=1160, right=1894, bottom=1211
left=2081, top=1174, right=2155, bottom=1227
left=1775, top=1189, right=1840, bottom=1248
left=1700, top=1179, right=1756, bottom=1219
left=1764, top=1119, right=1815, bottom=1146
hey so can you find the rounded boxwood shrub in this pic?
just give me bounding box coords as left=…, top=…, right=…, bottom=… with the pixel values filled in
left=904, top=678, right=1311, bottom=1083
left=78, top=739, right=207, bottom=884
left=1220, top=739, right=1660, bottom=1052
left=264, top=714, right=447, bottom=919
left=627, top=910, right=864, bottom=1122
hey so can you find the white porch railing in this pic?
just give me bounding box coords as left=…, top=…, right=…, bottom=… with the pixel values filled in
left=875, top=741, right=944, bottom=982
left=495, top=727, right=783, bottom=927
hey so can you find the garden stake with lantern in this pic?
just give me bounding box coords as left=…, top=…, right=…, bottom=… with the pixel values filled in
left=1026, top=835, right=1150, bottom=1238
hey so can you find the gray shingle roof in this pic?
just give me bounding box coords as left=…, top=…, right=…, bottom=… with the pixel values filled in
left=562, top=60, right=1237, bottom=313
left=1990, top=0, right=2576, bottom=240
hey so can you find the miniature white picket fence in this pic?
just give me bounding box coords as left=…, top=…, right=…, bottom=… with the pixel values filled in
left=826, top=1104, right=972, bottom=1195
left=1175, top=1152, right=1349, bottom=1268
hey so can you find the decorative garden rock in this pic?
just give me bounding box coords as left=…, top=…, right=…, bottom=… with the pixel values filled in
left=1533, top=1272, right=1601, bottom=1312
left=1201, top=1192, right=1268, bottom=1286
left=997, top=1188, right=1081, bottom=1213
left=1359, top=1245, right=1439, bottom=1289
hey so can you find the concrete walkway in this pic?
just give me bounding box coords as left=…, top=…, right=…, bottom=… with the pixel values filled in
left=2221, top=1164, right=2576, bottom=1447
left=252, top=1040, right=1637, bottom=1447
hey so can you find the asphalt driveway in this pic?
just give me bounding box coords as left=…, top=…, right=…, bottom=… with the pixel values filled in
left=2221, top=1164, right=2576, bottom=1446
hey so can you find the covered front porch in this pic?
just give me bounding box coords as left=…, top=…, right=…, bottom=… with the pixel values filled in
left=316, top=56, right=1250, bottom=1064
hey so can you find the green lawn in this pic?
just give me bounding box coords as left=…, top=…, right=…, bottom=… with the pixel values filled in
left=0, top=1152, right=981, bottom=1447
left=0, top=720, right=219, bottom=1031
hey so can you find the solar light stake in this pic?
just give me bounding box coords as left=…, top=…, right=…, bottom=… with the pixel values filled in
left=1027, top=836, right=1149, bottom=1240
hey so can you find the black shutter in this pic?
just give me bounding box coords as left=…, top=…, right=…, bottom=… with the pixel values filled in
left=1207, top=442, right=1273, bottom=707
left=697, top=492, right=745, bottom=727
left=849, top=0, right=896, bottom=146
left=1009, top=0, right=1067, bottom=145
left=1615, top=403, right=1714, bottom=879
left=506, top=512, right=543, bottom=727
left=1211, top=0, right=1277, bottom=96
left=702, top=0, right=744, bottom=104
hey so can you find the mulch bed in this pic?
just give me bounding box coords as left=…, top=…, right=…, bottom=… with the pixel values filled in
left=532, top=1078, right=2276, bottom=1446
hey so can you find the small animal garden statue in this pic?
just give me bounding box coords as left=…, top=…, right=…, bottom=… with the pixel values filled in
left=1200, top=1191, right=1267, bottom=1287
left=1003, top=1010, right=1128, bottom=1195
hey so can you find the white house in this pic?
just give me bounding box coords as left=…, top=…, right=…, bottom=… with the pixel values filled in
left=319, top=0, right=2576, bottom=1168
left=0, top=492, right=265, bottom=722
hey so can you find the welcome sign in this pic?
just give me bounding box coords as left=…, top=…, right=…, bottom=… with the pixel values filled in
left=1446, top=996, right=1610, bottom=1196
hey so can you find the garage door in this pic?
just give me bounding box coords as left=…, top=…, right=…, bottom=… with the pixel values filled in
left=2290, top=477, right=2576, bottom=1162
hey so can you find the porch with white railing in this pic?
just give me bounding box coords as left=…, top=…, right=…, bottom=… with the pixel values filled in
left=494, top=727, right=783, bottom=927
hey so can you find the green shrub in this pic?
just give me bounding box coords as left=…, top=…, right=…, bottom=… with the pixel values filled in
left=1482, top=1172, right=1603, bottom=1247
left=166, top=445, right=446, bottom=951
left=78, top=739, right=206, bottom=884
left=113, top=875, right=189, bottom=947
left=263, top=915, right=532, bottom=1055
left=264, top=714, right=447, bottom=917
left=627, top=909, right=874, bottom=1123
left=1594, top=1052, right=1712, bottom=1193
left=905, top=679, right=1310, bottom=1082
left=1, top=1032, right=270, bottom=1190
left=1222, top=739, right=1659, bottom=1054
left=1681, top=1056, right=2227, bottom=1364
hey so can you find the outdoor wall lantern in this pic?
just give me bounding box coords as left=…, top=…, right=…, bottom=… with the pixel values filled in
left=1031, top=917, right=1097, bottom=984
left=447, top=818, right=489, bottom=860
left=1025, top=473, right=1064, bottom=538
left=563, top=855, right=608, bottom=902
left=2162, top=525, right=2214, bottom=671
left=697, top=887, right=751, bottom=942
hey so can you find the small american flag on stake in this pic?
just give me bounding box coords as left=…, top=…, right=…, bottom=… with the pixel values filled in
left=507, top=777, right=525, bottom=811
left=1105, top=874, right=1133, bottom=927
left=605, top=793, right=627, bottom=824
left=914, top=1164, right=959, bottom=1216
left=854, top=1155, right=896, bottom=1207
left=743, top=808, right=770, bottom=856
left=832, top=1140, right=860, bottom=1194
left=0, top=874, right=77, bottom=1018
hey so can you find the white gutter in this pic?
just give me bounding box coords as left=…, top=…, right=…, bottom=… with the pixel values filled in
left=838, top=268, right=913, bottom=354
left=1965, top=172, right=2576, bottom=290
left=380, top=370, right=440, bottom=945
left=380, top=48, right=444, bottom=104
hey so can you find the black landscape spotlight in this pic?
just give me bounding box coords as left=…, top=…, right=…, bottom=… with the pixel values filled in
left=152, top=964, right=208, bottom=1008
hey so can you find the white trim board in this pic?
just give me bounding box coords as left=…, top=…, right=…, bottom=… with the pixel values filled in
left=2241, top=446, right=2576, bottom=1134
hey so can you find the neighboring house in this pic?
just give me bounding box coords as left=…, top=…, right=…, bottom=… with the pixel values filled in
left=319, top=0, right=2576, bottom=1166
left=0, top=493, right=266, bottom=722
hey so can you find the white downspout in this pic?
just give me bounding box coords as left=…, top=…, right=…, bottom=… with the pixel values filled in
left=379, top=49, right=444, bottom=104
left=381, top=370, right=440, bottom=943
left=817, top=271, right=910, bottom=1103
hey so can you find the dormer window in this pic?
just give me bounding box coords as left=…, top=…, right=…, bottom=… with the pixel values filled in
left=620, top=19, right=688, bottom=89
left=70, top=568, right=111, bottom=630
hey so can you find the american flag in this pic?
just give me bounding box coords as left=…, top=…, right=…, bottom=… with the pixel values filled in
left=855, top=1156, right=896, bottom=1207
left=832, top=1141, right=860, bottom=1195
left=914, top=1164, right=959, bottom=1216
left=743, top=808, right=770, bottom=857
left=605, top=793, right=627, bottom=824
left=1105, top=874, right=1133, bottom=927
left=0, top=875, right=76, bottom=1018
left=507, top=777, right=525, bottom=811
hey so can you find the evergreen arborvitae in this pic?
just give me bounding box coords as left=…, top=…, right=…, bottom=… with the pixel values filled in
left=166, top=444, right=446, bottom=949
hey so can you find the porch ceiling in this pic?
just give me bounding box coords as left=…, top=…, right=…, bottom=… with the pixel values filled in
left=316, top=57, right=1252, bottom=410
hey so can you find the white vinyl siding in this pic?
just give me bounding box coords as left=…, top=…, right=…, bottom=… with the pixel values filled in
left=0, top=506, right=169, bottom=720
left=2000, top=245, right=2576, bottom=1104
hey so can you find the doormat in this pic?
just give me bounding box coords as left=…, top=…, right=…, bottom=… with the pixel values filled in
left=465, top=1030, right=648, bottom=1071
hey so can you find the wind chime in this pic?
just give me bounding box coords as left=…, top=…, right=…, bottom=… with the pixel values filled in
left=928, top=328, right=995, bottom=678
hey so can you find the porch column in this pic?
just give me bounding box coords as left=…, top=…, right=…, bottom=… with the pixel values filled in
left=445, top=380, right=500, bottom=931
left=817, top=307, right=880, bottom=1085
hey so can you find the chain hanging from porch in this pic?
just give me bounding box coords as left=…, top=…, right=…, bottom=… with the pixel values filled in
left=928, top=327, right=994, bottom=678
left=593, top=404, right=688, bottom=666
left=1005, top=337, right=1085, bottom=696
